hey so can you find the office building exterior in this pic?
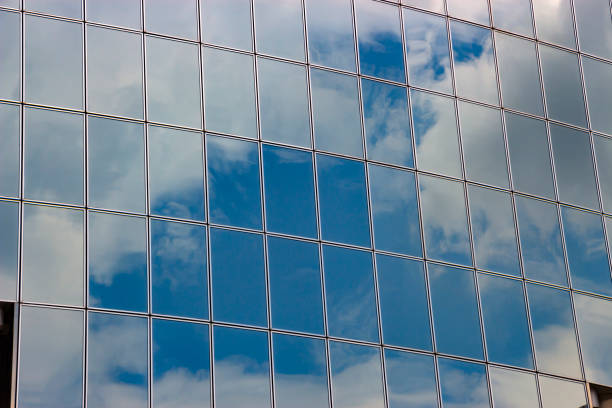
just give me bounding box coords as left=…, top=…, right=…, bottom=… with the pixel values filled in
left=1, top=0, right=612, bottom=406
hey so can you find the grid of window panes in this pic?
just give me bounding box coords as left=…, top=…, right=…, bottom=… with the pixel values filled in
left=2, top=0, right=612, bottom=406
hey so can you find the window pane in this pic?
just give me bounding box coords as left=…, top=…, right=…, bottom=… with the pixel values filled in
left=254, top=0, right=305, bottom=61
left=272, top=334, right=328, bottom=408
left=317, top=154, right=370, bottom=247
left=403, top=9, right=452, bottom=94
left=22, top=204, right=84, bottom=306
left=146, top=36, right=201, bottom=128
left=419, top=176, right=472, bottom=266
left=489, top=367, right=539, bottom=408
left=305, top=0, right=355, bottom=72
left=25, top=0, right=81, bottom=18
left=451, top=22, right=498, bottom=105
left=211, top=228, right=267, bottom=326
left=384, top=350, right=437, bottom=408
left=412, top=90, right=462, bottom=178
left=207, top=135, right=262, bottom=229
left=495, top=33, right=543, bottom=116
left=86, top=0, right=141, bottom=29
left=532, top=0, right=575, bottom=48
left=18, top=307, right=84, bottom=408
left=561, top=207, right=612, bottom=296
left=0, top=11, right=20, bottom=101
left=268, top=237, right=323, bottom=334
left=479, top=274, right=533, bottom=368
left=401, top=0, right=444, bottom=13
left=355, top=0, right=405, bottom=83
left=574, top=0, right=612, bottom=60
left=438, top=358, right=489, bottom=408
left=515, top=196, right=567, bottom=286
left=458, top=102, right=508, bottom=188
left=257, top=58, right=310, bottom=147
left=262, top=145, right=317, bottom=238
left=468, top=185, right=520, bottom=276
left=213, top=326, right=270, bottom=408
left=377, top=255, right=430, bottom=350
left=87, top=26, right=143, bottom=119
left=539, top=376, right=587, bottom=408
left=0, top=0, right=18, bottom=9
left=369, top=164, right=421, bottom=256
left=583, top=57, right=612, bottom=136
left=428, top=263, right=483, bottom=359
left=88, top=117, right=146, bottom=213
left=145, top=0, right=198, bottom=39
left=329, top=341, right=385, bottom=408
left=201, top=0, right=252, bottom=51
left=540, top=46, right=587, bottom=127
left=594, top=134, right=612, bottom=213
left=362, top=79, right=413, bottom=167
left=202, top=47, right=256, bottom=139
left=505, top=112, right=554, bottom=199
left=152, top=319, right=210, bottom=408
left=25, top=15, right=83, bottom=109
left=311, top=68, right=363, bottom=157
left=87, top=313, right=148, bottom=408
left=149, top=125, right=205, bottom=221
left=527, top=284, right=581, bottom=378
left=89, top=212, right=147, bottom=313
left=0, top=201, right=18, bottom=301
left=0, top=103, right=20, bottom=197
left=447, top=0, right=489, bottom=25
left=151, top=219, right=208, bottom=319
left=491, top=0, right=534, bottom=36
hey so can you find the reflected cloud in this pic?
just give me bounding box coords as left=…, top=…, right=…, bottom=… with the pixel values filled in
left=447, top=0, right=489, bottom=25
left=532, top=0, right=575, bottom=48
left=254, top=0, right=305, bottom=61
left=0, top=11, right=20, bottom=101
left=489, top=367, right=539, bottom=408
left=438, top=358, right=489, bottom=408
left=154, top=368, right=210, bottom=408
left=491, top=0, right=533, bottom=36
left=385, top=350, right=437, bottom=408
left=0, top=201, right=18, bottom=300
left=145, top=0, right=198, bottom=39
left=202, top=0, right=252, bottom=51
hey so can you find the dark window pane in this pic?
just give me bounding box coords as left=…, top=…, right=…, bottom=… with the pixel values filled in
left=86, top=0, right=141, bottom=29
left=317, top=154, right=370, bottom=247
left=384, top=349, right=438, bottom=408
left=583, top=57, right=612, bottom=136
left=254, top=0, right=305, bottom=61
left=0, top=103, right=20, bottom=197
left=211, top=228, right=267, bottom=327
left=438, top=358, right=489, bottom=408
left=25, top=0, right=81, bottom=18
left=574, top=0, right=612, bottom=60
left=539, top=377, right=587, bottom=408
left=201, top=0, right=252, bottom=51
left=207, top=135, right=262, bottom=229
left=0, top=11, right=20, bottom=101
left=151, top=219, right=208, bottom=319
left=491, top=0, right=534, bottom=36
left=532, top=0, right=575, bottom=48
left=447, top=0, right=490, bottom=25
left=594, top=135, right=612, bottom=213
left=324, top=245, right=378, bottom=342
left=0, top=201, right=18, bottom=300
left=489, top=367, right=539, bottom=408
left=145, top=0, right=198, bottom=39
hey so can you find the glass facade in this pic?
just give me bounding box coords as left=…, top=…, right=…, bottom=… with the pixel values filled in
left=2, top=0, right=612, bottom=406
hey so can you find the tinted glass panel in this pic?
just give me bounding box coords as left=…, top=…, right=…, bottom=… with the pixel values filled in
left=438, top=358, right=489, bottom=408
left=25, top=0, right=81, bottom=18
left=317, top=154, right=370, bottom=247
left=362, top=79, right=413, bottom=167
left=582, top=57, right=612, bottom=136
left=532, top=0, right=575, bottom=48
left=201, top=0, right=252, bottom=51
left=262, top=145, right=317, bottom=238
left=22, top=204, right=84, bottom=306
left=384, top=350, right=437, bottom=408
left=25, top=16, right=82, bottom=109
left=151, top=219, right=208, bottom=319
left=489, top=367, right=539, bottom=408
left=574, top=0, right=612, bottom=60
left=18, top=307, right=84, bottom=408
left=89, top=212, right=147, bottom=313
left=401, top=0, right=444, bottom=13
left=0, top=103, right=20, bottom=197
left=207, top=135, right=262, bottom=229
left=211, top=228, right=267, bottom=326
left=0, top=11, right=20, bottom=101
left=254, top=0, right=304, bottom=61
left=594, top=134, right=612, bottom=213
left=268, top=237, right=323, bottom=334
left=447, top=0, right=489, bottom=25
left=0, top=201, right=18, bottom=300
left=149, top=125, right=205, bottom=221
left=539, top=377, right=587, bottom=408
left=491, top=0, right=534, bottom=36
left=86, top=0, right=141, bottom=29
left=145, top=0, right=198, bottom=39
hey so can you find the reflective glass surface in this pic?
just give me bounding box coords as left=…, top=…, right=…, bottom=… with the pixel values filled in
left=384, top=350, right=438, bottom=408
left=539, top=377, right=587, bottom=408
left=447, top=0, right=490, bottom=25
left=491, top=0, right=534, bottom=37
left=201, top=0, right=252, bottom=51
left=401, top=0, right=444, bottom=13
left=438, top=358, right=489, bottom=408
left=0, top=10, right=20, bottom=101
left=489, top=367, right=539, bottom=408
left=574, top=0, right=612, bottom=60
left=254, top=0, right=305, bottom=61
left=532, top=0, right=576, bottom=48
left=145, top=0, right=198, bottom=40
left=0, top=103, right=20, bottom=197
left=594, top=134, right=612, bottom=213
left=0, top=201, right=18, bottom=300
left=86, top=0, right=141, bottom=29
left=582, top=56, right=612, bottom=136
left=25, top=0, right=81, bottom=18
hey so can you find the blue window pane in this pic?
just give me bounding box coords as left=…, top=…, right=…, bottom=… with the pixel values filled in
left=561, top=207, right=612, bottom=296
left=268, top=237, right=324, bottom=335
left=438, top=358, right=490, bottom=408
left=202, top=0, right=252, bottom=51
left=355, top=0, right=405, bottom=83
left=213, top=326, right=270, bottom=408
left=0, top=11, right=20, bottom=101
left=151, top=219, right=208, bottom=319
left=403, top=9, right=452, bottom=93
left=88, top=117, right=146, bottom=214
left=384, top=350, right=438, bottom=408
left=25, top=0, right=81, bottom=18
left=0, top=201, right=18, bottom=300
left=377, top=254, right=430, bottom=350
left=361, top=79, right=413, bottom=168
left=428, top=263, right=483, bottom=359
left=419, top=175, right=472, bottom=267
left=305, top=0, right=356, bottom=72
left=207, top=135, right=262, bottom=229
left=369, top=164, right=421, bottom=256
left=478, top=274, right=533, bottom=369
left=468, top=185, right=520, bottom=276
left=88, top=313, right=148, bottom=408
left=152, top=319, right=210, bottom=408
left=491, top=0, right=534, bottom=36
left=149, top=125, right=205, bottom=221
left=489, top=367, right=539, bottom=408
left=272, top=334, right=328, bottom=408
left=329, top=341, right=385, bottom=408
left=527, top=284, right=581, bottom=378
left=515, top=196, right=567, bottom=286
left=89, top=212, right=147, bottom=313
left=324, top=245, right=378, bottom=342
left=0, top=103, right=20, bottom=198
left=211, top=228, right=267, bottom=327
left=317, top=154, right=370, bottom=247
left=86, top=0, right=141, bottom=29
left=311, top=69, right=363, bottom=157
left=262, top=145, right=317, bottom=238
left=145, top=0, right=198, bottom=40
left=254, top=0, right=305, bottom=61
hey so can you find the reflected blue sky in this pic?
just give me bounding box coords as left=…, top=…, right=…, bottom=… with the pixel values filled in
left=384, top=350, right=437, bottom=408
left=438, top=358, right=489, bottom=408
left=0, top=201, right=18, bottom=300
left=0, top=103, right=20, bottom=198
left=0, top=11, right=20, bottom=101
